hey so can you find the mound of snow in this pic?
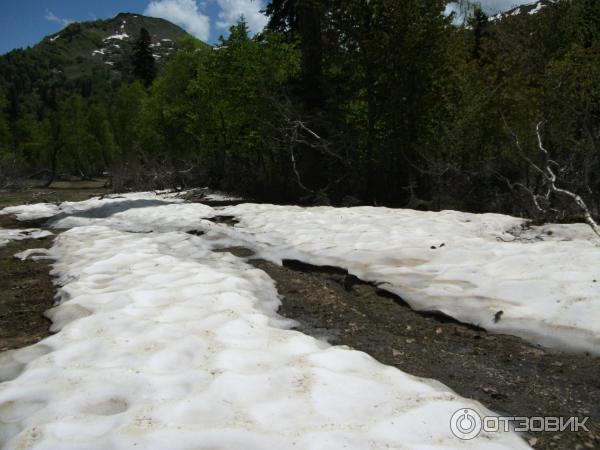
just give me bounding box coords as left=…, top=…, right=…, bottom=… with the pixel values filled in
left=0, top=192, right=186, bottom=223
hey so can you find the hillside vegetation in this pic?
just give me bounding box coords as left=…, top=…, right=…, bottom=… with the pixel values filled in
left=0, top=1, right=599, bottom=224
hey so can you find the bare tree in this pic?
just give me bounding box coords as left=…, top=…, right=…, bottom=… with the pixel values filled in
left=270, top=97, right=351, bottom=203
left=506, top=119, right=600, bottom=238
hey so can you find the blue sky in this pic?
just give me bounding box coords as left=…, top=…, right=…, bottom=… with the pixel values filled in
left=0, top=0, right=536, bottom=55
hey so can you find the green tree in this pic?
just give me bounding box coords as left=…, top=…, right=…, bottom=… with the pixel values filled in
left=87, top=104, right=116, bottom=171
left=0, top=91, right=10, bottom=154
left=132, top=28, right=157, bottom=88
left=111, top=82, right=147, bottom=164
left=267, top=0, right=324, bottom=107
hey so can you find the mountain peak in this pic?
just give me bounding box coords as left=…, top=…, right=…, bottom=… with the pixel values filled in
left=490, top=0, right=557, bottom=21
left=33, top=13, right=193, bottom=79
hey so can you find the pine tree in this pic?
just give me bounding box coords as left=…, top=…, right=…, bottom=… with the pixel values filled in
left=132, top=28, right=156, bottom=88
left=266, top=0, right=323, bottom=107
left=469, top=6, right=489, bottom=61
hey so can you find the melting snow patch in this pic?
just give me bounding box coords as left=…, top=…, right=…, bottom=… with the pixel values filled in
left=49, top=34, right=60, bottom=43
left=215, top=204, right=600, bottom=355
left=0, top=229, right=53, bottom=247
left=4, top=193, right=600, bottom=354
left=104, top=33, right=129, bottom=41
left=0, top=225, right=527, bottom=449
left=529, top=2, right=546, bottom=14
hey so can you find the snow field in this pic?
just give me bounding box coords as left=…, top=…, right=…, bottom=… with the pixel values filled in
left=3, top=193, right=599, bottom=355
left=0, top=225, right=528, bottom=449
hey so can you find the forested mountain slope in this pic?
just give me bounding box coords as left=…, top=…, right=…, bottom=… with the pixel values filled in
left=0, top=13, right=194, bottom=118
left=1, top=0, right=599, bottom=225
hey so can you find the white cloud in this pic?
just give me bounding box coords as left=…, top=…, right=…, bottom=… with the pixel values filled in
left=145, top=0, right=210, bottom=41
left=45, top=10, right=73, bottom=28
left=215, top=0, right=268, bottom=34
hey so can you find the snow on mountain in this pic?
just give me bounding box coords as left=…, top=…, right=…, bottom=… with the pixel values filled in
left=490, top=0, right=557, bottom=21
left=33, top=13, right=191, bottom=78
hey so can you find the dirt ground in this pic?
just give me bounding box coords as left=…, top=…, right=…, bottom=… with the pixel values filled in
left=0, top=179, right=109, bottom=209
left=0, top=180, right=108, bottom=350
left=0, top=237, right=55, bottom=352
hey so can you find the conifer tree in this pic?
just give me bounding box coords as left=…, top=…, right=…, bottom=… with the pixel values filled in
left=132, top=28, right=156, bottom=88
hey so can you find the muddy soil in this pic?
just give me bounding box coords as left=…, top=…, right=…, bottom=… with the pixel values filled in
left=214, top=247, right=600, bottom=450
left=0, top=237, right=55, bottom=351
left=0, top=180, right=109, bottom=209
left=0, top=181, right=108, bottom=351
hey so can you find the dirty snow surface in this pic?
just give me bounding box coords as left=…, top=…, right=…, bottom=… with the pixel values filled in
left=0, top=193, right=530, bottom=449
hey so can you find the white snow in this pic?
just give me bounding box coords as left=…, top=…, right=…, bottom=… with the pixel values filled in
left=1, top=192, right=188, bottom=226
left=528, top=2, right=546, bottom=14
left=211, top=204, right=600, bottom=355
left=0, top=222, right=528, bottom=449
left=104, top=33, right=130, bottom=41
left=0, top=229, right=53, bottom=247
left=49, top=34, right=60, bottom=43
left=92, top=48, right=106, bottom=56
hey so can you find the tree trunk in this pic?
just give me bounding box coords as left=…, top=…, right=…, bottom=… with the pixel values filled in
left=297, top=0, right=323, bottom=108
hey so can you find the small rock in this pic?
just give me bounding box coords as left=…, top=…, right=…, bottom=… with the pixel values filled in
left=435, top=327, right=443, bottom=335
left=405, top=338, right=415, bottom=344
left=527, top=437, right=538, bottom=446
left=494, top=310, right=504, bottom=323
